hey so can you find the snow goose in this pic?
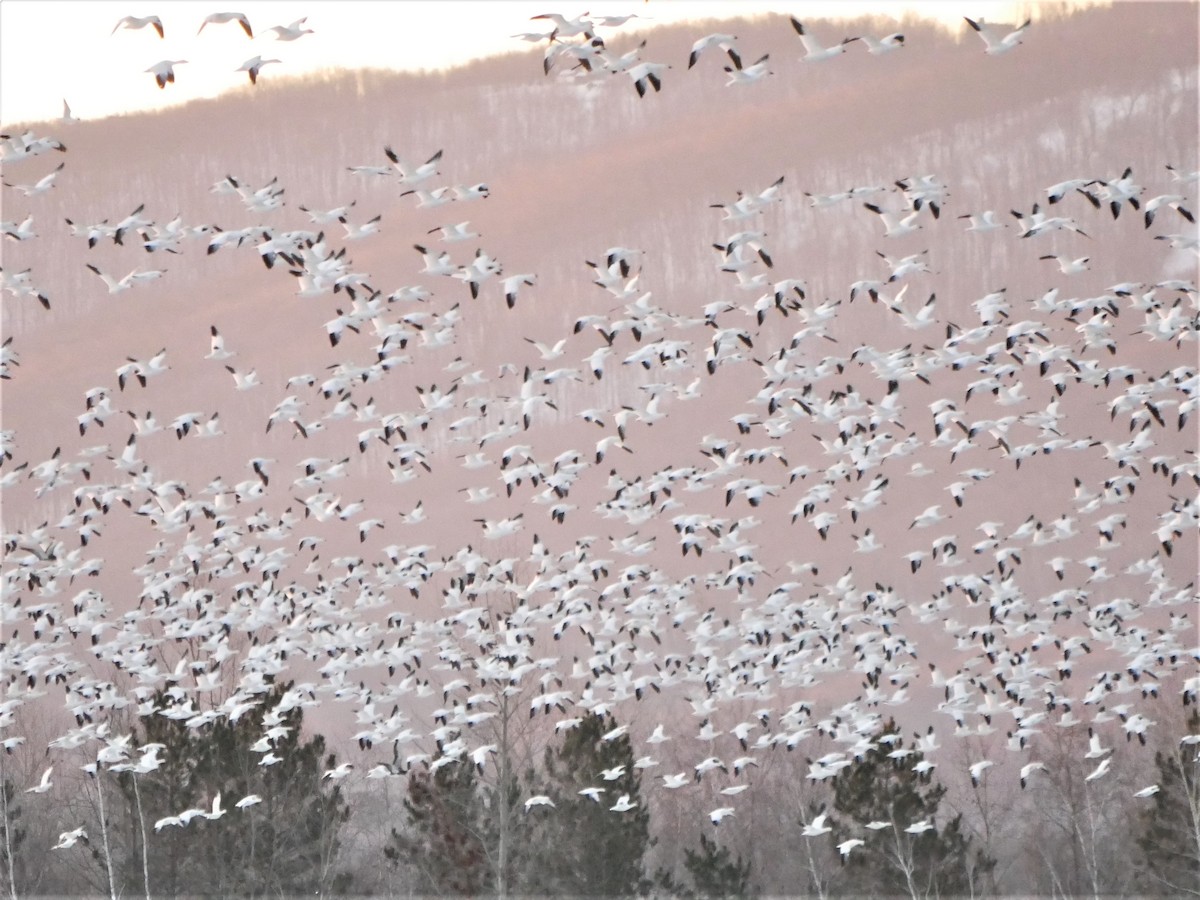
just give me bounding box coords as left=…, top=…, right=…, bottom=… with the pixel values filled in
left=1143, top=194, right=1194, bottom=228
left=428, top=221, right=478, bottom=242
left=1039, top=253, right=1090, bottom=275
left=790, top=18, right=859, bottom=62
left=709, top=807, right=736, bottom=825
left=145, top=59, right=188, bottom=89
left=266, top=17, right=312, bottom=40
left=626, top=60, right=669, bottom=97
left=863, top=202, right=922, bottom=237
left=610, top=794, right=637, bottom=812
left=53, top=827, right=88, bottom=849
left=688, top=33, right=740, bottom=69
left=236, top=56, right=282, bottom=85
left=112, top=15, right=163, bottom=38
left=3, top=162, right=64, bottom=197
left=501, top=273, right=536, bottom=309
left=25, top=765, right=53, bottom=794
left=801, top=812, right=831, bottom=837
left=964, top=16, right=1030, bottom=55
left=723, top=53, right=772, bottom=86
left=384, top=146, right=442, bottom=184
left=859, top=32, right=904, bottom=54
left=198, top=11, right=253, bottom=37
left=530, top=12, right=595, bottom=40
left=958, top=210, right=1004, bottom=232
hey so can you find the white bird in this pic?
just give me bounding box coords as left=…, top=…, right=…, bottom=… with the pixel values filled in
left=237, top=56, right=282, bottom=85
left=791, top=18, right=859, bottom=61
left=524, top=794, right=555, bottom=811
left=53, top=827, right=88, bottom=849
left=25, top=765, right=53, bottom=794
left=968, top=759, right=994, bottom=786
left=723, top=53, right=772, bottom=86
left=1019, top=761, right=1046, bottom=789
left=1039, top=254, right=1089, bottom=275
left=112, top=15, right=164, bottom=38
left=610, top=793, right=637, bottom=812
left=205, top=792, right=225, bottom=820
left=860, top=32, right=905, bottom=54
left=1143, top=194, right=1195, bottom=228
left=838, top=838, right=866, bottom=861
left=206, top=325, right=234, bottom=360
left=235, top=794, right=262, bottom=809
left=863, top=202, right=922, bottom=237
left=905, top=818, right=935, bottom=834
left=1133, top=785, right=1160, bottom=798
left=802, top=812, right=832, bottom=836
left=709, top=807, right=736, bottom=825
left=145, top=60, right=188, bottom=89
left=958, top=210, right=1004, bottom=232
left=501, top=273, right=536, bottom=309
left=530, top=12, right=595, bottom=40
left=626, top=61, right=670, bottom=98
left=198, top=11, right=253, bottom=37
left=3, top=162, right=65, bottom=197
left=964, top=16, right=1031, bottom=55
left=688, top=33, right=740, bottom=70
left=266, top=17, right=313, bottom=40
left=1085, top=757, right=1111, bottom=782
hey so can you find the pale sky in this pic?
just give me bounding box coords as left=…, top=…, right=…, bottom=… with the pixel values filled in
left=1, top=1, right=1058, bottom=127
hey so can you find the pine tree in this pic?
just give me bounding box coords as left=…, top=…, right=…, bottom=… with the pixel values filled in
left=109, top=682, right=351, bottom=898
left=387, top=761, right=493, bottom=895
left=522, top=713, right=653, bottom=896
left=1136, top=709, right=1200, bottom=895
left=657, top=833, right=756, bottom=899
left=829, top=719, right=993, bottom=898
left=0, top=778, right=25, bottom=900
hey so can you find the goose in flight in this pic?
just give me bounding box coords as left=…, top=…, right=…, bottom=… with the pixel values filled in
left=3, top=162, right=64, bottom=197
left=688, top=33, right=741, bottom=70
left=723, top=53, right=772, bottom=86
left=530, top=12, right=595, bottom=40
left=237, top=56, right=282, bottom=85
left=1039, top=254, right=1089, bottom=275
left=112, top=15, right=163, bottom=38
left=53, top=827, right=88, bottom=849
left=801, top=812, right=832, bottom=836
left=626, top=60, right=669, bottom=97
left=860, top=32, right=904, bottom=54
left=25, top=765, right=53, bottom=794
left=266, top=17, right=313, bottom=40
left=146, top=60, right=187, bottom=89
left=964, top=16, right=1031, bottom=55
left=791, top=18, right=859, bottom=62
left=199, top=11, right=253, bottom=37
left=524, top=794, right=555, bottom=811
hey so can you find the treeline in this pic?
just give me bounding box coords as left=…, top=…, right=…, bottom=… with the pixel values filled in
left=2, top=688, right=1196, bottom=898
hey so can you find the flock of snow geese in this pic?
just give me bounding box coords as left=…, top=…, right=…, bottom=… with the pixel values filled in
left=2, top=8, right=1199, bottom=859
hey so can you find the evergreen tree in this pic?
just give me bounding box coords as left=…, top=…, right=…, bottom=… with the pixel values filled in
left=387, top=760, right=493, bottom=895
left=522, top=713, right=653, bottom=896
left=829, top=719, right=993, bottom=898
left=656, top=833, right=756, bottom=899
left=0, top=777, right=25, bottom=899
left=1136, top=709, right=1200, bottom=896
left=110, top=682, right=351, bottom=898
